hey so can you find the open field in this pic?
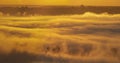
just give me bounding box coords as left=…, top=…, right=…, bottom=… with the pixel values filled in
left=0, top=12, right=120, bottom=63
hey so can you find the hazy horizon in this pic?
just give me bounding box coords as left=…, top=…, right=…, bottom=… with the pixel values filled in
left=0, top=5, right=120, bottom=6
left=0, top=0, right=120, bottom=6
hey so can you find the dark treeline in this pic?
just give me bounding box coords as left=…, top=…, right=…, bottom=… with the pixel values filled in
left=0, top=6, right=120, bottom=16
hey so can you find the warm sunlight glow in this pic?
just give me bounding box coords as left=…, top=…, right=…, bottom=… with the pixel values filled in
left=0, top=0, right=120, bottom=6
left=0, top=0, right=120, bottom=63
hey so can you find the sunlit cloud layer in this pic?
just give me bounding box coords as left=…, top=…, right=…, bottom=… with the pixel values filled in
left=0, top=13, right=120, bottom=63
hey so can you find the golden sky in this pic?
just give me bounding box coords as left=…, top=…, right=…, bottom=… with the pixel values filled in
left=0, top=0, right=120, bottom=6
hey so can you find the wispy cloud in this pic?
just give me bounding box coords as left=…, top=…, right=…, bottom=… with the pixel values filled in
left=0, top=13, right=120, bottom=63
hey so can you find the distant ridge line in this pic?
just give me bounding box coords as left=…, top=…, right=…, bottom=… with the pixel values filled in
left=0, top=6, right=120, bottom=16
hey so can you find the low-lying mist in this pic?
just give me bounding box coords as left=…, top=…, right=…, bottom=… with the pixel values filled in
left=0, top=12, right=120, bottom=63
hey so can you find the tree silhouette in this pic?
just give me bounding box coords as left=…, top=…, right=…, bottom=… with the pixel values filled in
left=18, top=6, right=29, bottom=16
